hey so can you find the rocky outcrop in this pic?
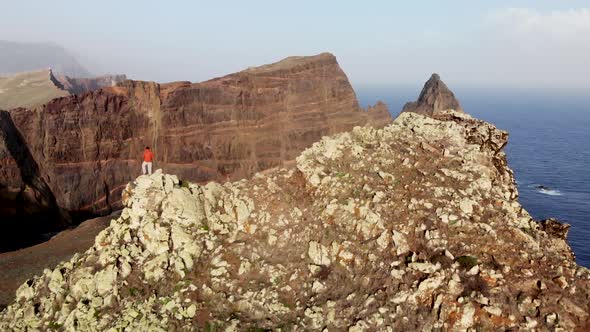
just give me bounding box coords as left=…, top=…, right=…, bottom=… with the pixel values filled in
left=402, top=73, right=463, bottom=116
left=0, top=213, right=114, bottom=309
left=2, top=53, right=392, bottom=225
left=364, top=100, right=392, bottom=126
left=0, top=69, right=126, bottom=110
left=1, top=110, right=588, bottom=331
left=54, top=74, right=127, bottom=95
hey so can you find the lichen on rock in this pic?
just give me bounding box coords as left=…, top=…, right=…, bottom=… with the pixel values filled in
left=1, top=110, right=589, bottom=331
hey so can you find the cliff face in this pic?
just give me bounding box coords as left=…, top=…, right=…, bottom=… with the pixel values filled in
left=156, top=53, right=390, bottom=183
left=3, top=53, right=392, bottom=221
left=402, top=73, right=463, bottom=116
left=7, top=86, right=151, bottom=218
left=2, top=110, right=587, bottom=331
left=0, top=111, right=68, bottom=251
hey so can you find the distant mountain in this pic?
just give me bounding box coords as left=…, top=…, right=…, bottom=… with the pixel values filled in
left=0, top=40, right=92, bottom=78
left=0, top=69, right=126, bottom=110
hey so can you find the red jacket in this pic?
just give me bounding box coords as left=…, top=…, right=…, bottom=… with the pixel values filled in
left=143, top=149, right=154, bottom=162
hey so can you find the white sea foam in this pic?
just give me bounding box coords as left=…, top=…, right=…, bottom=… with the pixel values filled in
left=538, top=188, right=563, bottom=196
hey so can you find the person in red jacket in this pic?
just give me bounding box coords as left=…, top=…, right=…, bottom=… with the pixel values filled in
left=142, top=146, right=154, bottom=175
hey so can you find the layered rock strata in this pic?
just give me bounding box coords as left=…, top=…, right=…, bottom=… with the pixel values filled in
left=1, top=110, right=587, bottom=331
left=2, top=53, right=391, bottom=224
left=0, top=110, right=68, bottom=252
left=402, top=73, right=463, bottom=116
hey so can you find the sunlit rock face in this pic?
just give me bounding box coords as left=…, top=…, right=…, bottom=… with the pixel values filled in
left=2, top=109, right=588, bottom=331
left=0, top=53, right=391, bottom=252
left=1, top=53, right=391, bottom=221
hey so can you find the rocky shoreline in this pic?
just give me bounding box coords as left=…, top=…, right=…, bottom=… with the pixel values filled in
left=1, top=110, right=588, bottom=331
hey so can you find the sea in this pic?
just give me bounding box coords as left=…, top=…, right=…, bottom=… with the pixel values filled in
left=357, top=86, right=590, bottom=267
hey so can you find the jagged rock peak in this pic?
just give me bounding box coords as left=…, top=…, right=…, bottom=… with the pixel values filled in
left=2, top=110, right=588, bottom=331
left=402, top=73, right=463, bottom=116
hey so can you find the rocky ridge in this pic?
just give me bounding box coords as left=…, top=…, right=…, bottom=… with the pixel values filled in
left=0, top=53, right=391, bottom=249
left=0, top=214, right=114, bottom=309
left=1, top=109, right=588, bottom=331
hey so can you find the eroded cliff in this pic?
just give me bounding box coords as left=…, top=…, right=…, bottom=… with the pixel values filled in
left=2, top=53, right=392, bottom=229
left=1, top=109, right=588, bottom=331
left=0, top=110, right=69, bottom=251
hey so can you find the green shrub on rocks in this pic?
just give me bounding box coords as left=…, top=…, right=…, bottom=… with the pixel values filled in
left=455, top=255, right=478, bottom=269
left=205, top=322, right=220, bottom=332
left=48, top=321, right=61, bottom=330
left=334, top=172, right=347, bottom=178
left=128, top=287, right=138, bottom=296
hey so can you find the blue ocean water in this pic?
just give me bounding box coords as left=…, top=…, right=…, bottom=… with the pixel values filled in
left=357, top=87, right=590, bottom=267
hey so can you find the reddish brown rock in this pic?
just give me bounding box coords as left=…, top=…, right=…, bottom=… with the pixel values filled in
left=539, top=218, right=571, bottom=240
left=1, top=53, right=392, bottom=244
left=0, top=110, right=69, bottom=252
left=364, top=100, right=392, bottom=126
left=402, top=73, right=463, bottom=116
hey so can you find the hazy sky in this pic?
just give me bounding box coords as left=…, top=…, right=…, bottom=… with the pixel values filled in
left=1, top=1, right=589, bottom=90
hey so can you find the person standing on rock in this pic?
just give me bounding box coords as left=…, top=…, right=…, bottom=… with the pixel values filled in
left=142, top=146, right=154, bottom=175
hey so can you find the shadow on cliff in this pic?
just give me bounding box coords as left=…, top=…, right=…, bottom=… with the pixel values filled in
left=0, top=111, right=71, bottom=252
